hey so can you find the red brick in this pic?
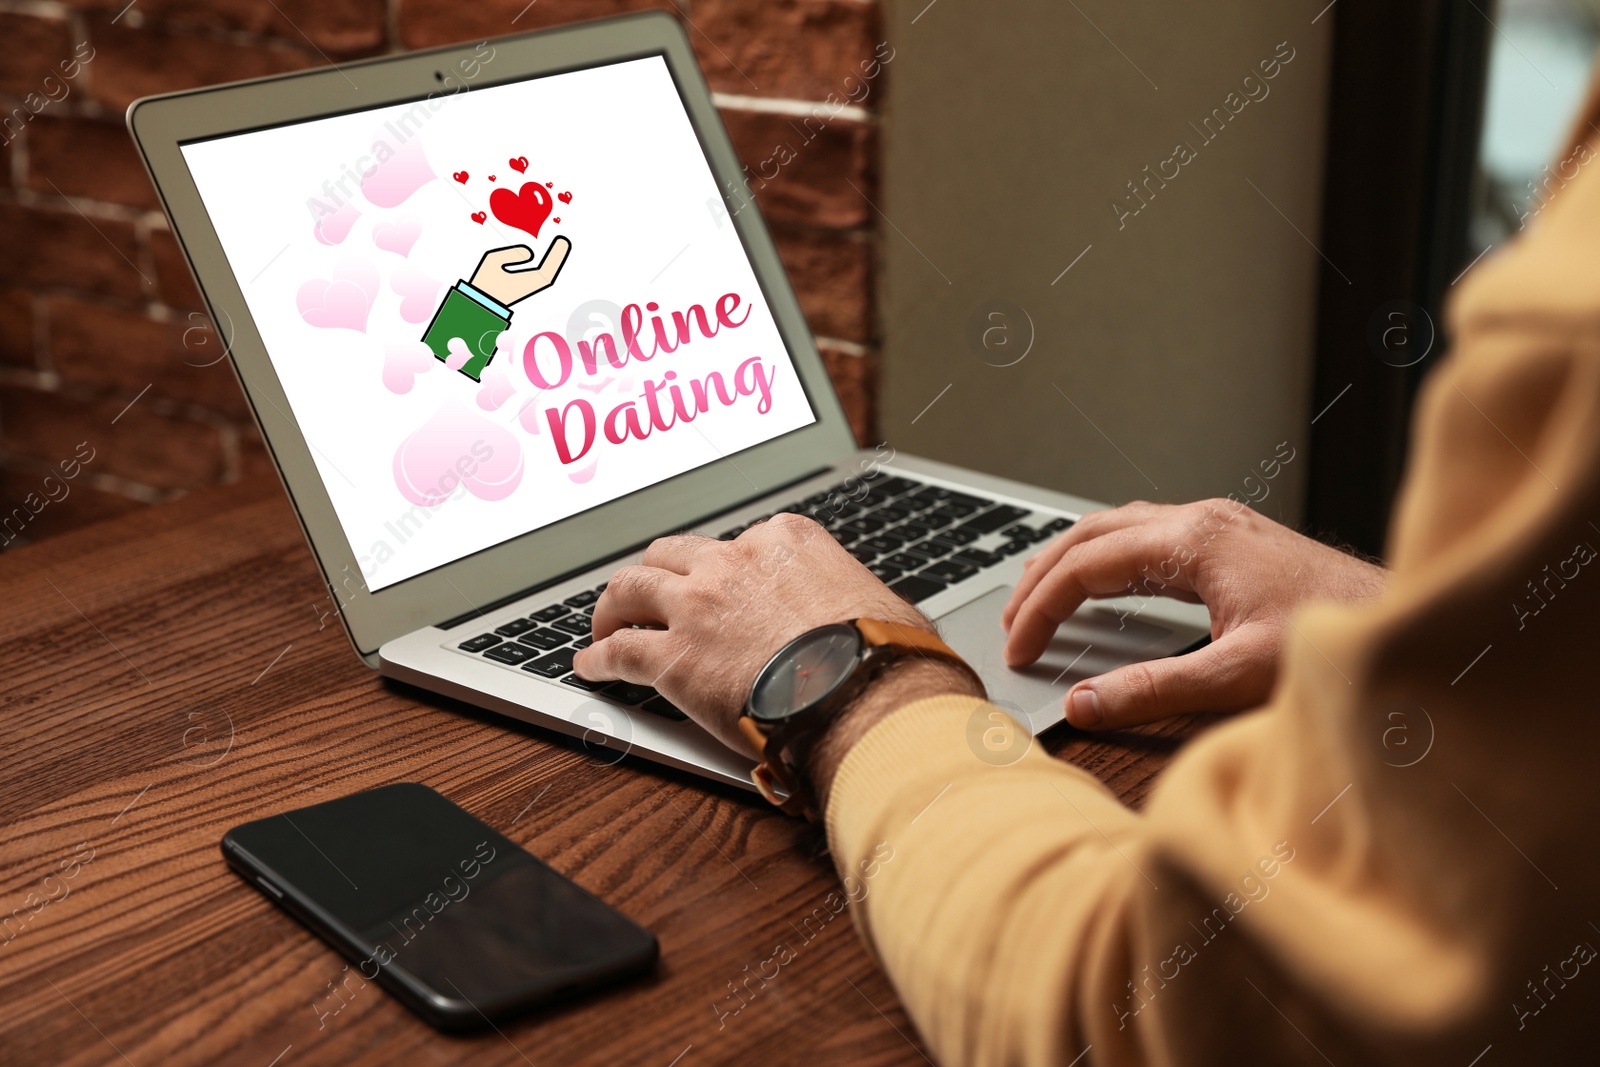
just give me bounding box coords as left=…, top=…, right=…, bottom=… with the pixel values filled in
left=1, top=290, right=35, bottom=369
left=691, top=0, right=881, bottom=101
left=88, top=16, right=316, bottom=112
left=0, top=203, right=145, bottom=303
left=400, top=0, right=678, bottom=50
left=105, top=0, right=386, bottom=53
left=718, top=107, right=875, bottom=228
left=0, top=14, right=77, bottom=99
left=0, top=384, right=224, bottom=490
left=25, top=115, right=159, bottom=211
left=0, top=466, right=146, bottom=549
left=770, top=221, right=872, bottom=342
left=46, top=298, right=250, bottom=418
left=149, top=229, right=205, bottom=311
left=819, top=341, right=875, bottom=444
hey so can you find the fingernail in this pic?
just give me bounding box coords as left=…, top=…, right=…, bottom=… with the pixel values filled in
left=1068, top=687, right=1102, bottom=727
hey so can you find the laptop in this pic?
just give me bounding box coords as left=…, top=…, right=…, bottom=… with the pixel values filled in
left=129, top=12, right=1208, bottom=793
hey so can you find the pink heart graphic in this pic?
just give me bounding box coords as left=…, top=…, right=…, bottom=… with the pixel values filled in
left=489, top=182, right=552, bottom=239
left=394, top=401, right=523, bottom=506
left=476, top=347, right=516, bottom=412
left=568, top=458, right=599, bottom=484
left=296, top=260, right=379, bottom=332
left=509, top=156, right=528, bottom=173
left=361, top=134, right=435, bottom=208
left=516, top=396, right=543, bottom=435
left=390, top=264, right=441, bottom=324
left=372, top=215, right=421, bottom=257
left=382, top=341, right=434, bottom=394
left=313, top=199, right=361, bottom=245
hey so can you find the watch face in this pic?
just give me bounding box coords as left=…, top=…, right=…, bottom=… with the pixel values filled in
left=748, top=623, right=864, bottom=724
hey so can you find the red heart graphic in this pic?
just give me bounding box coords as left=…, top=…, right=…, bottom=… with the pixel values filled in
left=453, top=171, right=469, bottom=184
left=489, top=182, right=552, bottom=238
left=553, top=217, right=561, bottom=223
left=557, top=191, right=572, bottom=204
left=470, top=211, right=486, bottom=224
left=509, top=156, right=528, bottom=173
left=545, top=182, right=553, bottom=188
left=488, top=174, right=496, bottom=181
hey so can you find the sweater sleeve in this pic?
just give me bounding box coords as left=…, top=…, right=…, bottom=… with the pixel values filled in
left=825, top=102, right=1600, bottom=1067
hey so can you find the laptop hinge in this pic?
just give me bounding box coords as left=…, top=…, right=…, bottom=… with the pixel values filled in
left=434, top=465, right=833, bottom=630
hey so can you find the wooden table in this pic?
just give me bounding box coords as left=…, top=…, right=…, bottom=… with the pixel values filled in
left=0, top=478, right=1197, bottom=1067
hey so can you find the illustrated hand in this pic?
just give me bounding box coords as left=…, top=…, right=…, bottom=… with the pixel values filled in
left=1002, top=500, right=1387, bottom=731
left=573, top=515, right=941, bottom=757
left=468, top=238, right=571, bottom=307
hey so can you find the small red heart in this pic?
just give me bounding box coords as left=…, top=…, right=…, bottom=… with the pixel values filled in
left=557, top=191, right=572, bottom=204
left=509, top=156, right=528, bottom=173
left=553, top=217, right=561, bottom=223
left=488, top=175, right=496, bottom=181
left=470, top=211, right=486, bottom=224
left=545, top=182, right=553, bottom=188
left=453, top=171, right=469, bottom=184
left=489, top=182, right=552, bottom=239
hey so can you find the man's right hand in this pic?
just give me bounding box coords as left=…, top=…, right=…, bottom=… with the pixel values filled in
left=1002, top=499, right=1387, bottom=731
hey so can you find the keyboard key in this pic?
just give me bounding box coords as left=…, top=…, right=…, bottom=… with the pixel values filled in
left=1040, top=517, right=1075, bottom=535
left=840, top=516, right=886, bottom=536
left=942, top=491, right=992, bottom=509
left=583, top=605, right=595, bottom=615
left=523, top=647, right=576, bottom=677
left=932, top=502, right=980, bottom=519
left=1001, top=524, right=1037, bottom=541
left=641, top=695, right=688, bottom=720
left=874, top=477, right=921, bottom=496
left=905, top=487, right=948, bottom=507
left=603, top=681, right=657, bottom=705
left=849, top=546, right=879, bottom=564
left=892, top=520, right=934, bottom=542
left=933, top=526, right=980, bottom=547
left=830, top=527, right=861, bottom=546
left=483, top=642, right=537, bottom=665
left=564, top=589, right=601, bottom=608
left=961, top=504, right=1032, bottom=534
left=869, top=505, right=912, bottom=524
left=517, top=627, right=570, bottom=652
left=917, top=511, right=955, bottom=530
left=552, top=614, right=591, bottom=636
left=570, top=635, right=593, bottom=650
left=924, top=559, right=979, bottom=584
left=459, top=634, right=502, bottom=653
left=858, top=534, right=905, bottom=555
left=907, top=539, right=954, bottom=559
left=869, top=563, right=903, bottom=582
left=562, top=673, right=607, bottom=691
left=494, top=617, right=535, bottom=637
left=530, top=604, right=571, bottom=623
left=998, top=538, right=1032, bottom=556
left=884, top=552, right=928, bottom=570
left=889, top=574, right=946, bottom=603
left=954, top=547, right=1005, bottom=569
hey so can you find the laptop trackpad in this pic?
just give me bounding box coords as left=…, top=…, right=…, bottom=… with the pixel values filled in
left=937, top=586, right=1176, bottom=735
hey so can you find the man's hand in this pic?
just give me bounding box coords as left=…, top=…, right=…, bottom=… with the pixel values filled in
left=572, top=514, right=952, bottom=761
left=468, top=238, right=571, bottom=307
left=1002, top=499, right=1386, bottom=731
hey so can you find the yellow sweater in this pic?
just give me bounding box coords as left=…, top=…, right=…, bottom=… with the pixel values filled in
left=826, top=101, right=1600, bottom=1066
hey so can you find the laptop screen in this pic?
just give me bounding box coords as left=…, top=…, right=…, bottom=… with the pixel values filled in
left=180, top=55, right=817, bottom=592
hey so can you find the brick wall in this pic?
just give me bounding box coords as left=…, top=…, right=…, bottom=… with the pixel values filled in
left=0, top=0, right=883, bottom=549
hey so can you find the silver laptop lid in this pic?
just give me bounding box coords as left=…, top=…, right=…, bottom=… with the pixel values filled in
left=127, top=13, right=855, bottom=662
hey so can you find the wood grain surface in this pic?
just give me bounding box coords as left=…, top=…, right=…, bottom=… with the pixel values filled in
left=0, top=478, right=1203, bottom=1067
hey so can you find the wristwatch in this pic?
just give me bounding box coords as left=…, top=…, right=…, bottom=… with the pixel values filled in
left=738, top=618, right=982, bottom=820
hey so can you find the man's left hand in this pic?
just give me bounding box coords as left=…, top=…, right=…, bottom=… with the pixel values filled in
left=573, top=514, right=930, bottom=755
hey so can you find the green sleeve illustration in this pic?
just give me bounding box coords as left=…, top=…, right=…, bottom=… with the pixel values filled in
left=419, top=238, right=573, bottom=384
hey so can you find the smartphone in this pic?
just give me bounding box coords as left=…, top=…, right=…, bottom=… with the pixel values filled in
left=222, top=782, right=657, bottom=1030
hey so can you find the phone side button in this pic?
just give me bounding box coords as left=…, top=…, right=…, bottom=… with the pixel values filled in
left=256, top=875, right=285, bottom=899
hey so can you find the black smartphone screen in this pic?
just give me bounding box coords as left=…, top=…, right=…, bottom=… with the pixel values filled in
left=222, top=783, right=656, bottom=1029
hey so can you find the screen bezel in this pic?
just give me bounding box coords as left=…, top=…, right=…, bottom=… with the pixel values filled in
left=128, top=13, right=856, bottom=661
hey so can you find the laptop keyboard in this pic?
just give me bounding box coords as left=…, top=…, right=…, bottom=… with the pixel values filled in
left=451, top=471, right=1074, bottom=717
